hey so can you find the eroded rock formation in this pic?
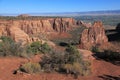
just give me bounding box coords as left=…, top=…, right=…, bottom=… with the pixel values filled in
left=77, top=21, right=92, bottom=28
left=7, top=26, right=31, bottom=44
left=79, top=21, right=108, bottom=49
left=0, top=17, right=77, bottom=44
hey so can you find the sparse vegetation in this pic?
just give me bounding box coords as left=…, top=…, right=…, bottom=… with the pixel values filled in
left=40, top=45, right=91, bottom=78
left=40, top=50, right=65, bottom=73
left=0, top=36, right=24, bottom=56
left=0, top=36, right=52, bottom=57
left=20, top=62, right=41, bottom=73
left=91, top=46, right=100, bottom=53
left=41, top=43, right=51, bottom=53
left=0, top=36, right=14, bottom=43
left=26, top=41, right=51, bottom=54
left=26, top=41, right=42, bottom=54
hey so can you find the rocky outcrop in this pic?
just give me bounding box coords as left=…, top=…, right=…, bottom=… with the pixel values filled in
left=9, top=18, right=76, bottom=35
left=53, top=18, right=76, bottom=32
left=77, top=21, right=91, bottom=28
left=0, top=17, right=77, bottom=44
left=7, top=26, right=31, bottom=44
left=79, top=21, right=108, bottom=49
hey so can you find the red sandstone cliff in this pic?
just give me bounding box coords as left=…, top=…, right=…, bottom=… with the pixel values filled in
left=0, top=18, right=77, bottom=44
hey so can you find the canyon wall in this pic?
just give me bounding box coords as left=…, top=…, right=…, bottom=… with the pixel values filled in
left=0, top=18, right=77, bottom=44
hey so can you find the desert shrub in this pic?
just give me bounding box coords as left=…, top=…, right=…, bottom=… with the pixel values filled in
left=63, top=62, right=82, bottom=74
left=64, top=45, right=91, bottom=76
left=41, top=43, right=51, bottom=53
left=0, top=36, right=24, bottom=56
left=40, top=45, right=91, bottom=78
left=27, top=41, right=42, bottom=54
left=91, top=46, right=99, bottom=53
left=66, top=45, right=79, bottom=54
left=65, top=45, right=83, bottom=63
left=0, top=36, right=14, bottom=43
left=27, top=41, right=51, bottom=54
left=62, top=61, right=91, bottom=78
left=40, top=50, right=65, bottom=72
left=20, top=62, right=41, bottom=74
left=81, top=61, right=91, bottom=76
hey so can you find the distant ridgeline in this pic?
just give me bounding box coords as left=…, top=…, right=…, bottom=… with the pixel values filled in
left=0, top=14, right=70, bottom=20
left=74, top=15, right=120, bottom=26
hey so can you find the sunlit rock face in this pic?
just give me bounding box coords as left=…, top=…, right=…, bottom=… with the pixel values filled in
left=79, top=21, right=108, bottom=49
left=0, top=17, right=78, bottom=44
left=7, top=26, right=31, bottom=44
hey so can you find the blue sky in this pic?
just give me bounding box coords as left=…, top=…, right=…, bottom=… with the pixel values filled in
left=0, top=0, right=120, bottom=14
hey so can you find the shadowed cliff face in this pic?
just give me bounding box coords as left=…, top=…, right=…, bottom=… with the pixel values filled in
left=79, top=21, right=108, bottom=49
left=116, top=23, right=120, bottom=33
left=0, top=18, right=77, bottom=44
left=106, top=23, right=120, bottom=41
